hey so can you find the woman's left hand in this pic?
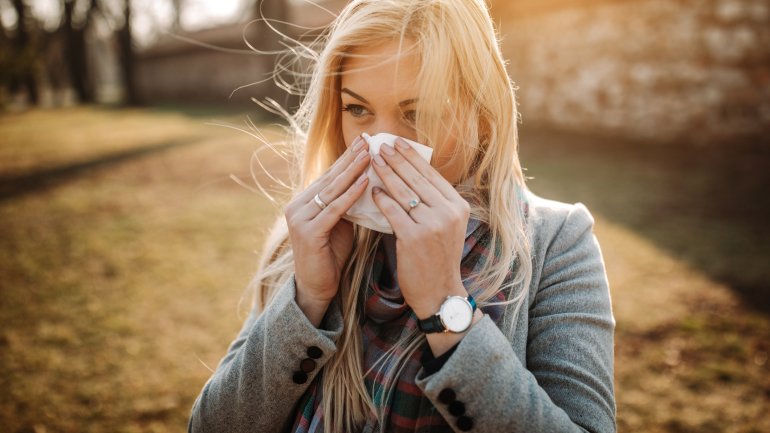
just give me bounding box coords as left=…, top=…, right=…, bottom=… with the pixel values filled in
left=369, top=137, right=471, bottom=320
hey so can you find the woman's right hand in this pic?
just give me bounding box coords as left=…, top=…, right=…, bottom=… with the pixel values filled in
left=284, top=135, right=370, bottom=324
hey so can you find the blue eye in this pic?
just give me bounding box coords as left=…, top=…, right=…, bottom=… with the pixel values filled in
left=341, top=104, right=371, bottom=118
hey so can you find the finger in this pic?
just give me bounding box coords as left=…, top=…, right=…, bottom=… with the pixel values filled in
left=299, top=135, right=366, bottom=202
left=377, top=141, right=445, bottom=207
left=393, top=137, right=461, bottom=202
left=370, top=153, right=422, bottom=213
left=371, top=186, right=416, bottom=236
left=370, top=155, right=433, bottom=225
left=312, top=171, right=369, bottom=233
left=295, top=135, right=367, bottom=204
left=296, top=147, right=371, bottom=221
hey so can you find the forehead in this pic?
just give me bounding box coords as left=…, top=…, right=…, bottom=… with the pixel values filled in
left=340, top=40, right=420, bottom=102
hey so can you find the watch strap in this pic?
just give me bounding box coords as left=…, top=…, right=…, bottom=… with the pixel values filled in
left=417, top=294, right=477, bottom=334
left=468, top=294, right=477, bottom=312
left=417, top=314, right=445, bottom=333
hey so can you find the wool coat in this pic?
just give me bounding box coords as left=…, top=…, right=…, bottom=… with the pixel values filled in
left=188, top=190, right=617, bottom=433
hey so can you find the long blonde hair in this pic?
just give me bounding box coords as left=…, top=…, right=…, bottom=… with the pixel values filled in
left=247, top=1, right=532, bottom=431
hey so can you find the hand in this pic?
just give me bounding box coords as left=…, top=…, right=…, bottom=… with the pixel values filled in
left=369, top=137, right=471, bottom=320
left=284, top=135, right=370, bottom=321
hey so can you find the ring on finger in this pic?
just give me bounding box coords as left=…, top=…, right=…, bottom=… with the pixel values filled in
left=406, top=196, right=421, bottom=214
left=313, top=193, right=328, bottom=210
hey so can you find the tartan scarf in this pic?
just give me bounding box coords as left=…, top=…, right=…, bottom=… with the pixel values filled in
left=288, top=192, right=529, bottom=433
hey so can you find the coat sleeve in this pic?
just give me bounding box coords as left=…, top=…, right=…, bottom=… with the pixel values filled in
left=188, top=273, right=344, bottom=433
left=414, top=203, right=616, bottom=433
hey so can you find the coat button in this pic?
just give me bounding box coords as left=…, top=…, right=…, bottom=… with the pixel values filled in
left=438, top=388, right=456, bottom=404
left=448, top=400, right=465, bottom=416
left=456, top=415, right=474, bottom=431
left=292, top=371, right=308, bottom=384
left=300, top=358, right=317, bottom=373
left=307, top=346, right=323, bottom=359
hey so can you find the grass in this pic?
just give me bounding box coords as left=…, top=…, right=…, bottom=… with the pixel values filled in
left=520, top=127, right=770, bottom=432
left=0, top=106, right=286, bottom=433
left=519, top=127, right=770, bottom=312
left=1, top=106, right=768, bottom=432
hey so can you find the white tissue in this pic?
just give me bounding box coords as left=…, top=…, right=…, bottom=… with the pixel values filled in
left=342, top=132, right=433, bottom=234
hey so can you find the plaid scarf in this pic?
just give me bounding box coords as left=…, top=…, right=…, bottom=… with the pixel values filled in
left=288, top=192, right=529, bottom=433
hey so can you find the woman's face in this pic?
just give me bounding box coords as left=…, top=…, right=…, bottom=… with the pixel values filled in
left=339, top=40, right=465, bottom=185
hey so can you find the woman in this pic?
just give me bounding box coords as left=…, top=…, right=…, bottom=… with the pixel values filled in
left=189, top=1, right=616, bottom=432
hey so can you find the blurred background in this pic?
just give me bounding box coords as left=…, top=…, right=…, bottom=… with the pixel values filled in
left=1, top=0, right=769, bottom=432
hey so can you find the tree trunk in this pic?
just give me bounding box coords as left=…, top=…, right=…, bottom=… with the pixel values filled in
left=11, top=0, right=38, bottom=104
left=171, top=0, right=184, bottom=31
left=62, top=0, right=94, bottom=103
left=117, top=0, right=137, bottom=105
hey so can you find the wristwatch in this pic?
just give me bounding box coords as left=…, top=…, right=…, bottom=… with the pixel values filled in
left=417, top=294, right=477, bottom=334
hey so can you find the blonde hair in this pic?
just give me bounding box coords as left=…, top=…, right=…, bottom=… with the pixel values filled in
left=247, top=1, right=532, bottom=431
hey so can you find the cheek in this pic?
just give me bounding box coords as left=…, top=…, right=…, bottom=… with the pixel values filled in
left=341, top=117, right=356, bottom=149
left=431, top=136, right=465, bottom=183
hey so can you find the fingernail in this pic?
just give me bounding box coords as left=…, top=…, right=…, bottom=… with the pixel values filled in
left=396, top=138, right=410, bottom=149
left=381, top=142, right=396, bottom=156
left=374, top=154, right=387, bottom=166
left=356, top=173, right=368, bottom=184
left=355, top=149, right=369, bottom=161
left=352, top=136, right=364, bottom=152
left=372, top=186, right=382, bottom=194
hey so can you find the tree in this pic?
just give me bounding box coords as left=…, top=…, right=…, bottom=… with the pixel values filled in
left=62, top=0, right=93, bottom=103
left=8, top=0, right=39, bottom=104
left=116, top=0, right=136, bottom=105
left=171, top=0, right=184, bottom=31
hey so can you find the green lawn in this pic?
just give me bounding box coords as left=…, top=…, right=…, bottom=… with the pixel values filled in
left=0, top=106, right=768, bottom=432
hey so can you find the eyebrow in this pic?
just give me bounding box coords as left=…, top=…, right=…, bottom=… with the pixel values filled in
left=341, top=88, right=417, bottom=107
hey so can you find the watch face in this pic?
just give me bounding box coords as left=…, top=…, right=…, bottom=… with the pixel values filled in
left=440, top=297, right=473, bottom=333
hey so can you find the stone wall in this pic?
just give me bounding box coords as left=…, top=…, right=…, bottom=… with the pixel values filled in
left=495, top=0, right=770, bottom=145
left=136, top=41, right=274, bottom=105
left=135, top=0, right=348, bottom=107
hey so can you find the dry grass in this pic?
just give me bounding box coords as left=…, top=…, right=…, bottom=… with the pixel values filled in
left=520, top=128, right=770, bottom=433
left=0, top=106, right=768, bottom=432
left=0, top=107, right=212, bottom=176
left=0, top=106, right=288, bottom=433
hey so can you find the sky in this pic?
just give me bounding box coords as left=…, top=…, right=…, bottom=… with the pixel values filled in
left=133, top=0, right=249, bottom=45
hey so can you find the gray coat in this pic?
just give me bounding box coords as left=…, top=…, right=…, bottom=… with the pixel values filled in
left=188, top=191, right=616, bottom=433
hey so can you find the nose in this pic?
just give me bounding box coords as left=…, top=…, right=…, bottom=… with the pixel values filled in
left=365, top=116, right=417, bottom=142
